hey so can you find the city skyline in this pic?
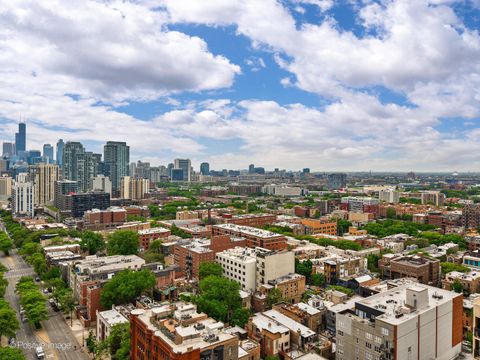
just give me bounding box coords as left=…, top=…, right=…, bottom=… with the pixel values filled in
left=0, top=1, right=480, bottom=171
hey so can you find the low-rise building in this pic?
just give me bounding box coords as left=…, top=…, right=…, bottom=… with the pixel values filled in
left=443, top=270, right=480, bottom=295
left=138, top=227, right=171, bottom=251
left=96, top=308, right=129, bottom=341
left=212, top=224, right=287, bottom=251
left=379, top=254, right=441, bottom=286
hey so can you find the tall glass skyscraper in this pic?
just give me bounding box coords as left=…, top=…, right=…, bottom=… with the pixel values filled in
left=104, top=141, right=129, bottom=193
left=56, top=139, right=64, bottom=166
left=15, top=122, right=26, bottom=155
left=62, top=141, right=98, bottom=192
left=43, top=144, right=54, bottom=163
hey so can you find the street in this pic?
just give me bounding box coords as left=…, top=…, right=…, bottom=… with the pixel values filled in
left=0, top=222, right=88, bottom=360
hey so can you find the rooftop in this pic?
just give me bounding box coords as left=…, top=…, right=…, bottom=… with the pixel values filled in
left=98, top=309, right=129, bottom=326
left=214, top=223, right=283, bottom=239
left=263, top=310, right=316, bottom=338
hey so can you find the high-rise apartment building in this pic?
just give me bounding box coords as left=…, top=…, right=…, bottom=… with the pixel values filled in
left=200, top=162, right=210, bottom=175
left=120, top=176, right=149, bottom=200
left=56, top=139, right=64, bottom=166
left=42, top=144, right=54, bottom=163
left=173, top=158, right=191, bottom=182
left=0, top=175, right=12, bottom=202
left=53, top=180, right=78, bottom=210
left=104, top=141, right=129, bottom=193
left=62, top=142, right=98, bottom=192
left=31, top=163, right=59, bottom=206
left=12, top=173, right=34, bottom=217
left=379, top=189, right=400, bottom=204
left=2, top=142, right=14, bottom=157
left=15, top=122, right=26, bottom=155
left=90, top=175, right=112, bottom=197
left=335, top=284, right=462, bottom=360
left=420, top=191, right=445, bottom=206
left=463, top=204, right=480, bottom=230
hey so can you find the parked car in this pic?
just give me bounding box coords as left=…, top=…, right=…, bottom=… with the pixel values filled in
left=35, top=346, right=45, bottom=359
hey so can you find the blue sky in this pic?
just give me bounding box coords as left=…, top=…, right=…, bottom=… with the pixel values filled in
left=0, top=0, right=480, bottom=171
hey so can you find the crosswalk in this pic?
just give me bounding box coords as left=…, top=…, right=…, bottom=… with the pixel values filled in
left=4, top=267, right=36, bottom=279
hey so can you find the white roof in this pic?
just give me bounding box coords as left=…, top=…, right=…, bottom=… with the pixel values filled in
left=263, top=310, right=316, bottom=338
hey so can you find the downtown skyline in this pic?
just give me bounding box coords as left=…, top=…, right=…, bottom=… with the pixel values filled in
left=0, top=0, right=480, bottom=171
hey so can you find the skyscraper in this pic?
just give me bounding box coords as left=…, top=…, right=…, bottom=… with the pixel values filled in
left=62, top=142, right=97, bottom=192
left=327, top=173, right=347, bottom=190
left=2, top=142, right=14, bottom=157
left=200, top=162, right=210, bottom=175
left=173, top=159, right=191, bottom=182
left=56, top=139, right=64, bottom=166
left=249, top=164, right=255, bottom=174
left=15, top=122, right=26, bottom=155
left=43, top=144, right=54, bottom=163
left=31, top=163, right=59, bottom=206
left=104, top=141, right=129, bottom=194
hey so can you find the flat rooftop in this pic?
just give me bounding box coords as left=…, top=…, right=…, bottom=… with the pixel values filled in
left=263, top=310, right=316, bottom=338
left=356, top=283, right=459, bottom=325
left=214, top=223, right=283, bottom=239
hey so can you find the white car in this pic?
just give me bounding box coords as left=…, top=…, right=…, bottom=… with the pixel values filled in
left=35, top=346, right=45, bottom=359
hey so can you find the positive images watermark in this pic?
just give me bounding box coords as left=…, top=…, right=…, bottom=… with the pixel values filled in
left=9, top=338, right=73, bottom=351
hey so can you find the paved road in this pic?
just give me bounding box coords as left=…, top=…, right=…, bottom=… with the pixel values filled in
left=0, top=222, right=88, bottom=360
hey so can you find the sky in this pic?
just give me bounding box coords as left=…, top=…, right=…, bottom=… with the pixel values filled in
left=1, top=0, right=480, bottom=172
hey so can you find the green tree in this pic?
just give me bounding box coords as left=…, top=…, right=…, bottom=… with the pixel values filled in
left=0, top=232, right=13, bottom=255
left=266, top=288, right=283, bottom=309
left=328, top=285, right=354, bottom=297
left=337, top=219, right=352, bottom=235
left=0, top=299, right=20, bottom=339
left=15, top=277, right=48, bottom=328
left=143, top=240, right=164, bottom=264
left=195, top=275, right=242, bottom=323
left=231, top=308, right=250, bottom=327
left=169, top=224, right=193, bottom=239
left=108, top=323, right=130, bottom=360
left=107, top=231, right=139, bottom=255
left=27, top=253, right=47, bottom=277
left=0, top=272, right=8, bottom=297
left=100, top=270, right=155, bottom=309
left=86, top=330, right=97, bottom=354
left=80, top=231, right=105, bottom=255
left=265, top=356, right=281, bottom=360
left=0, top=347, right=27, bottom=360
left=312, top=273, right=325, bottom=287
left=452, top=279, right=463, bottom=293
left=56, top=288, right=75, bottom=326
left=295, top=259, right=313, bottom=284
left=199, top=262, right=223, bottom=279
left=440, top=262, right=469, bottom=274
left=18, top=242, right=42, bottom=257
left=367, top=254, right=381, bottom=273
left=386, top=207, right=396, bottom=219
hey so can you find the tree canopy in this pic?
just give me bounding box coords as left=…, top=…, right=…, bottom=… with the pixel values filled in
left=107, top=230, right=139, bottom=256
left=199, top=262, right=223, bottom=280
left=100, top=269, right=156, bottom=309
left=80, top=231, right=105, bottom=255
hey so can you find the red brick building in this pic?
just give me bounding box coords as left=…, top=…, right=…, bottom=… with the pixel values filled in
left=138, top=227, right=171, bottom=251
left=212, top=224, right=287, bottom=251
left=223, top=213, right=276, bottom=228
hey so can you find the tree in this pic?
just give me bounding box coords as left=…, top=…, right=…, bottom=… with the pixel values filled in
left=86, top=330, right=97, bottom=354
left=199, top=262, right=223, bottom=280
left=195, top=275, right=242, bottom=323
left=18, top=242, right=42, bottom=257
left=295, top=259, right=313, bottom=284
left=0, top=272, right=8, bottom=297
left=143, top=240, right=164, bottom=264
left=337, top=219, right=352, bottom=235
left=169, top=224, right=193, bottom=239
left=107, top=231, right=139, bottom=256
left=452, top=279, right=463, bottom=294
left=327, top=285, right=354, bottom=297
left=15, top=277, right=48, bottom=328
left=440, top=262, right=469, bottom=274
left=367, top=254, right=381, bottom=273
left=27, top=253, right=47, bottom=277
left=266, top=288, right=283, bottom=309
left=386, top=207, right=396, bottom=219
left=312, top=273, right=325, bottom=287
left=56, top=288, right=75, bottom=326
left=0, top=299, right=20, bottom=339
left=0, top=232, right=13, bottom=255
left=108, top=323, right=130, bottom=360
left=80, top=231, right=105, bottom=255
left=0, top=347, right=26, bottom=360
left=100, top=269, right=155, bottom=309
left=265, top=356, right=281, bottom=360
left=231, top=307, right=250, bottom=327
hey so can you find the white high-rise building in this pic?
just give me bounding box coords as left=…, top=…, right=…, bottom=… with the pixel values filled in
left=90, top=175, right=112, bottom=197
left=12, top=173, right=34, bottom=217
left=379, top=189, right=400, bottom=204
left=31, top=163, right=59, bottom=206
left=120, top=176, right=149, bottom=200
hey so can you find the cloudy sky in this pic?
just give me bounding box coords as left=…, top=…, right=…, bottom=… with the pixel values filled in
left=1, top=0, right=480, bottom=172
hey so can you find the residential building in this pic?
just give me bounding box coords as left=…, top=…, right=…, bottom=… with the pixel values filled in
left=53, top=179, right=78, bottom=209
left=300, top=219, right=337, bottom=236
left=262, top=184, right=305, bottom=197
left=379, top=254, right=441, bottom=286
left=443, top=270, right=480, bottom=295
left=473, top=297, right=480, bottom=357
left=104, top=141, right=130, bottom=194
left=212, top=224, right=287, bottom=251
left=90, top=175, right=112, bottom=197
left=247, top=313, right=291, bottom=357
left=464, top=204, right=480, bottom=230
left=62, top=142, right=98, bottom=192
left=340, top=197, right=379, bottom=216
left=223, top=214, right=277, bottom=228
left=0, top=175, right=12, bottom=202
left=12, top=173, right=34, bottom=217
left=31, top=163, right=59, bottom=206
left=2, top=142, right=14, bottom=157
left=138, top=227, right=171, bottom=251
left=272, top=302, right=324, bottom=333
left=421, top=191, right=446, bottom=206
left=120, top=176, right=149, bottom=200
left=378, top=189, right=400, bottom=204
left=96, top=308, right=129, bottom=341
left=130, top=303, right=238, bottom=360
left=215, top=247, right=258, bottom=292
left=335, top=284, right=462, bottom=360
left=265, top=273, right=306, bottom=304
left=63, top=191, right=110, bottom=217
left=83, top=207, right=127, bottom=230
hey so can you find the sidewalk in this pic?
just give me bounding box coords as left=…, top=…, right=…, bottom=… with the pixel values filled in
left=64, top=313, right=94, bottom=357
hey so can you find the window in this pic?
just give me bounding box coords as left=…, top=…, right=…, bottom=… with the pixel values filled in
left=366, top=333, right=373, bottom=340
left=381, top=327, right=389, bottom=336
left=366, top=342, right=372, bottom=349
left=374, top=336, right=382, bottom=344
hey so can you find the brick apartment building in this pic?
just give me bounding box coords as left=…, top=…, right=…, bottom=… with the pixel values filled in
left=222, top=213, right=276, bottom=228
left=83, top=207, right=127, bottom=230
left=379, top=254, right=440, bottom=286
left=130, top=303, right=239, bottom=360
left=138, top=227, right=171, bottom=251
left=463, top=203, right=480, bottom=230
left=300, top=219, right=337, bottom=236
left=212, top=224, right=287, bottom=251
left=174, top=235, right=246, bottom=280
